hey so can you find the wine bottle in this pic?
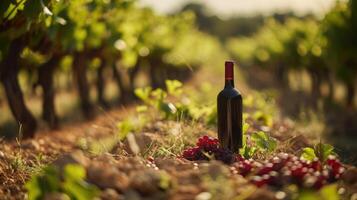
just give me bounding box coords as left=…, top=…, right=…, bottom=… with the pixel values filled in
left=217, top=61, right=243, bottom=152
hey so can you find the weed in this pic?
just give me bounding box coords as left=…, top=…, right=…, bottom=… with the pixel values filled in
left=26, top=164, right=99, bottom=200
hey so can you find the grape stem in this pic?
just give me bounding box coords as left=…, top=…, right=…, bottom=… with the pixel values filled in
left=3, top=0, right=27, bottom=22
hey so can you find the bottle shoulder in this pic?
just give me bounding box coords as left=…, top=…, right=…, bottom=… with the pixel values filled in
left=218, top=87, right=242, bottom=99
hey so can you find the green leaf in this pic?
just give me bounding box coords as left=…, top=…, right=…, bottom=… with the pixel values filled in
left=253, top=111, right=273, bottom=127
left=242, top=134, right=248, bottom=147
left=63, top=164, right=85, bottom=181
left=301, top=147, right=317, bottom=161
left=297, top=184, right=339, bottom=200
left=251, top=131, right=277, bottom=152
left=63, top=164, right=99, bottom=200
left=320, top=184, right=339, bottom=200
left=74, top=28, right=87, bottom=42
left=239, top=135, right=257, bottom=159
left=117, top=119, right=135, bottom=141
left=134, top=87, right=152, bottom=103
left=165, top=79, right=183, bottom=96
left=242, top=122, right=250, bottom=135
left=315, top=143, right=334, bottom=163
left=158, top=171, right=171, bottom=190
left=121, top=49, right=138, bottom=67
left=25, top=166, right=61, bottom=200
left=136, top=105, right=148, bottom=113
left=26, top=176, right=42, bottom=200
left=239, top=145, right=257, bottom=159
left=151, top=88, right=167, bottom=102
left=4, top=2, right=24, bottom=20
left=297, top=190, right=319, bottom=200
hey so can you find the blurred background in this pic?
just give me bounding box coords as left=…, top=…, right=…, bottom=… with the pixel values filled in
left=0, top=0, right=356, bottom=161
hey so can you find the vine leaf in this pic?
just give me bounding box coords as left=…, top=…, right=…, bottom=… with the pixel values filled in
left=301, top=147, right=316, bottom=161
left=251, top=131, right=277, bottom=152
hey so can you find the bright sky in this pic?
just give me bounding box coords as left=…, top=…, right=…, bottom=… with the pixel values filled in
left=139, top=0, right=337, bottom=17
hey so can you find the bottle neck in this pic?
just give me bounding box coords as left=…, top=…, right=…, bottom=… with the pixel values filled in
left=225, top=61, right=234, bottom=88
left=225, top=79, right=234, bottom=88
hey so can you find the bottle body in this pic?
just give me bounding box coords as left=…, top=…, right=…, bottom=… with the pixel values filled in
left=217, top=61, right=243, bottom=152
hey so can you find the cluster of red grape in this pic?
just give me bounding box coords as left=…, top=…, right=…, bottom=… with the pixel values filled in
left=182, top=136, right=345, bottom=190
left=182, top=135, right=236, bottom=164
left=233, top=153, right=344, bottom=189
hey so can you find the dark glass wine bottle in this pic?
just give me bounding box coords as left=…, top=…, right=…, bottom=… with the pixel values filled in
left=217, top=61, right=243, bottom=152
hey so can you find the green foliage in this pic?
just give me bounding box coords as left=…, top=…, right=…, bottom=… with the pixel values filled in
left=26, top=167, right=61, bottom=200
left=319, top=184, right=340, bottom=200
left=253, top=111, right=273, bottom=127
left=117, top=118, right=137, bottom=141
left=314, top=143, right=335, bottom=162
left=1, top=0, right=223, bottom=77
left=301, top=143, right=335, bottom=162
left=251, top=131, right=277, bottom=153
left=135, top=81, right=183, bottom=119
left=158, top=171, right=172, bottom=190
left=26, top=164, right=98, bottom=200
left=239, top=122, right=257, bottom=159
left=301, top=147, right=316, bottom=161
left=239, top=138, right=257, bottom=159
left=298, top=184, right=339, bottom=200
left=165, top=80, right=183, bottom=97
left=323, top=0, right=357, bottom=83
left=135, top=87, right=153, bottom=104
left=23, top=0, right=52, bottom=19
left=228, top=0, right=357, bottom=104
left=134, top=80, right=222, bottom=124
left=62, top=165, right=99, bottom=200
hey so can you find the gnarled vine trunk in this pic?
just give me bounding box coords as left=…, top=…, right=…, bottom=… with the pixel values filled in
left=308, top=68, right=322, bottom=109
left=112, top=62, right=131, bottom=104
left=149, top=56, right=166, bottom=89
left=73, top=52, right=94, bottom=119
left=0, top=38, right=37, bottom=138
left=346, top=81, right=355, bottom=107
left=38, top=55, right=60, bottom=129
left=96, top=59, right=110, bottom=109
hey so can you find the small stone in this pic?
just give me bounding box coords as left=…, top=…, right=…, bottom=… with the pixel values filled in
left=87, top=163, right=129, bottom=191
left=129, top=169, right=171, bottom=195
left=123, top=190, right=142, bottom=200
left=195, top=192, right=212, bottom=200
left=100, top=188, right=123, bottom=200
left=0, top=151, right=5, bottom=158
left=176, top=185, right=202, bottom=198
left=43, top=192, right=70, bottom=200
left=21, top=140, right=40, bottom=151
left=38, top=139, right=45, bottom=145
left=152, top=121, right=165, bottom=131
left=93, top=153, right=117, bottom=164
left=52, top=150, right=89, bottom=170
left=201, top=161, right=230, bottom=180
left=123, top=133, right=153, bottom=155
left=275, top=191, right=286, bottom=199
left=116, top=157, right=144, bottom=173
left=351, top=193, right=357, bottom=200
left=247, top=188, right=276, bottom=200
left=341, top=167, right=357, bottom=185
